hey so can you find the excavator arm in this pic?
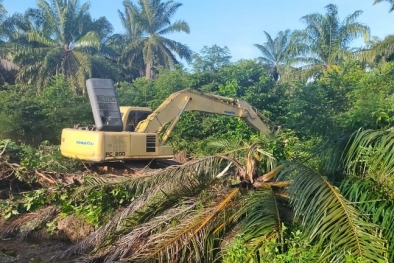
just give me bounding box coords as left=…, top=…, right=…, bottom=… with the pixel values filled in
left=135, top=89, right=271, bottom=144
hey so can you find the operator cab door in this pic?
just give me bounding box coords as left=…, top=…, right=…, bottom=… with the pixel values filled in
left=125, top=111, right=151, bottom=132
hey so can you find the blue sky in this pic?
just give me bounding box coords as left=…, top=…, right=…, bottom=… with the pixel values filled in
left=4, top=0, right=394, bottom=62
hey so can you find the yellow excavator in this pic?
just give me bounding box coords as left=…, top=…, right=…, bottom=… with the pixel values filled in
left=60, top=78, right=271, bottom=163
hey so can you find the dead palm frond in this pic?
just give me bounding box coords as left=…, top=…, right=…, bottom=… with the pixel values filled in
left=57, top=142, right=388, bottom=263
left=118, top=188, right=241, bottom=263
left=63, top=184, right=242, bottom=262
left=0, top=205, right=58, bottom=239
left=60, top=156, right=232, bottom=259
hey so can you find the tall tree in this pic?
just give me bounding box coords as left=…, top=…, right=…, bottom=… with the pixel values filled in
left=357, top=35, right=394, bottom=66
left=13, top=0, right=120, bottom=93
left=191, top=45, right=232, bottom=73
left=291, top=4, right=370, bottom=79
left=0, top=1, right=19, bottom=85
left=0, top=0, right=7, bottom=36
left=119, top=0, right=192, bottom=79
left=254, top=30, right=292, bottom=81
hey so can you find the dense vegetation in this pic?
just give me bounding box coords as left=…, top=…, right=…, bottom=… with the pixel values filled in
left=1, top=0, right=394, bottom=262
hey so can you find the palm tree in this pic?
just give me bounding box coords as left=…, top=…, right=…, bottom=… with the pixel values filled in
left=0, top=1, right=20, bottom=85
left=254, top=30, right=292, bottom=81
left=46, top=142, right=387, bottom=263
left=119, top=0, right=192, bottom=79
left=12, top=0, right=120, bottom=93
left=357, top=35, right=394, bottom=65
left=291, top=4, right=370, bottom=79
left=374, top=0, right=394, bottom=12
left=0, top=0, right=8, bottom=37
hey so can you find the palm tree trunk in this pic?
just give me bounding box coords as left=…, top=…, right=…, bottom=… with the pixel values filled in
left=146, top=62, right=152, bottom=79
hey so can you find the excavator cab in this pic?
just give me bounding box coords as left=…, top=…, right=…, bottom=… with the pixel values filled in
left=120, top=107, right=152, bottom=132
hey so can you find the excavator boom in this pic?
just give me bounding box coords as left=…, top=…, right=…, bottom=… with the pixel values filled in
left=135, top=89, right=271, bottom=139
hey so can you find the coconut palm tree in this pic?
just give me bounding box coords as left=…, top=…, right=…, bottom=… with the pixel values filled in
left=12, top=0, right=120, bottom=93
left=254, top=30, right=293, bottom=81
left=291, top=4, right=370, bottom=79
left=49, top=142, right=388, bottom=263
left=374, top=0, right=394, bottom=12
left=119, top=0, right=192, bottom=79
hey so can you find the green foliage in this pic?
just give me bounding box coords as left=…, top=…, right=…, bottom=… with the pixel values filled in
left=0, top=75, right=92, bottom=145
left=215, top=59, right=286, bottom=120
left=278, top=162, right=388, bottom=262
left=222, top=235, right=249, bottom=263
left=328, top=62, right=394, bottom=131
left=342, top=128, right=394, bottom=261
left=0, top=188, right=53, bottom=219
left=222, top=230, right=320, bottom=263
left=341, top=178, right=394, bottom=263
left=0, top=175, right=133, bottom=226
left=0, top=139, right=22, bottom=162
left=286, top=61, right=394, bottom=140
left=18, top=142, right=82, bottom=173
left=0, top=201, right=19, bottom=220
left=191, top=45, right=232, bottom=73
left=117, top=66, right=192, bottom=108
left=61, top=183, right=131, bottom=226
left=116, top=78, right=155, bottom=107
left=0, top=140, right=82, bottom=186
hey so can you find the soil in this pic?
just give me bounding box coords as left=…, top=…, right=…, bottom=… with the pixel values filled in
left=0, top=214, right=95, bottom=263
left=0, top=238, right=75, bottom=263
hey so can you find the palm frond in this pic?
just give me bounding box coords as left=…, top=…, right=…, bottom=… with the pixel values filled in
left=73, top=31, right=101, bottom=50
left=345, top=128, right=394, bottom=187
left=236, top=187, right=284, bottom=244
left=27, top=31, right=57, bottom=47
left=133, top=188, right=240, bottom=263
left=0, top=205, right=58, bottom=239
left=341, top=177, right=394, bottom=262
left=158, top=19, right=190, bottom=35
left=278, top=162, right=388, bottom=262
